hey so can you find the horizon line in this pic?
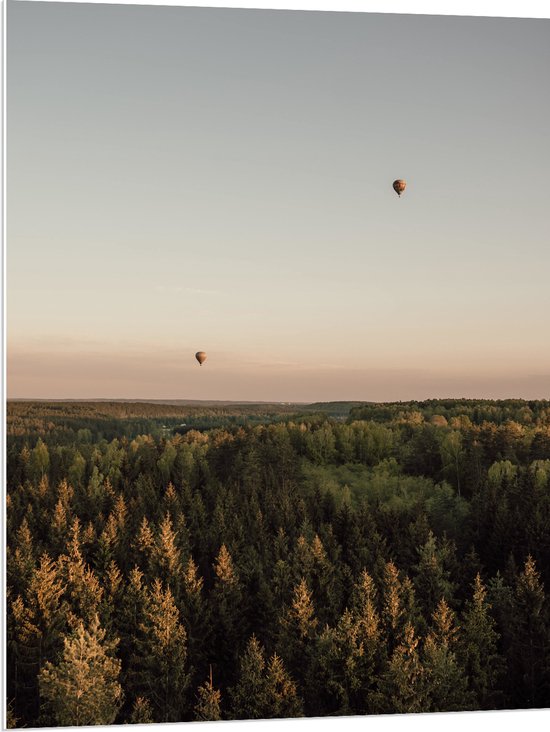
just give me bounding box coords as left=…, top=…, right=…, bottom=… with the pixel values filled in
left=7, top=396, right=550, bottom=404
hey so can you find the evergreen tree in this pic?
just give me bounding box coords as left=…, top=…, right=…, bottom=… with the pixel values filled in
left=100, top=560, right=124, bottom=635
left=129, top=696, right=154, bottom=724
left=380, top=560, right=408, bottom=651
left=7, top=518, right=35, bottom=598
left=277, top=579, right=318, bottom=704
left=349, top=569, right=385, bottom=711
left=264, top=653, right=303, bottom=718
left=58, top=525, right=104, bottom=627
left=229, top=636, right=302, bottom=720
left=306, top=614, right=355, bottom=715
left=180, top=557, right=211, bottom=686
left=459, top=573, right=504, bottom=709
left=194, top=671, right=222, bottom=722
left=151, top=513, right=182, bottom=590
left=229, top=635, right=268, bottom=719
left=135, top=516, right=155, bottom=571
left=39, top=615, right=123, bottom=726
left=5, top=701, right=18, bottom=729
left=117, top=565, right=148, bottom=713
left=211, top=544, right=244, bottom=687
left=413, top=532, right=455, bottom=621
left=10, top=553, right=68, bottom=722
left=309, top=569, right=384, bottom=715
left=310, top=534, right=341, bottom=626
left=374, top=623, right=428, bottom=714
left=422, top=598, right=472, bottom=712
left=129, top=579, right=190, bottom=722
left=509, top=556, right=549, bottom=707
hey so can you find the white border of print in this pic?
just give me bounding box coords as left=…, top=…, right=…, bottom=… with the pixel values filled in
left=2, top=1, right=550, bottom=732
left=6, top=0, right=550, bottom=18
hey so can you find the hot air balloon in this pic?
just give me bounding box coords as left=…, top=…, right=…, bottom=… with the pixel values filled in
left=195, top=351, right=207, bottom=366
left=393, top=179, right=406, bottom=197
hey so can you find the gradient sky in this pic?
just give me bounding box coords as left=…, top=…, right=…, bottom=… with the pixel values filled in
left=7, top=2, right=550, bottom=401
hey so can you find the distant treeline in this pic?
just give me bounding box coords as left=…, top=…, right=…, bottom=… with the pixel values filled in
left=5, top=398, right=550, bottom=726
left=6, top=397, right=550, bottom=453
left=349, top=398, right=550, bottom=426
left=6, top=400, right=302, bottom=444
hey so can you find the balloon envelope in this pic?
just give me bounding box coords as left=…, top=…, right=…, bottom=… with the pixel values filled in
left=393, top=179, right=406, bottom=197
left=195, top=351, right=207, bottom=365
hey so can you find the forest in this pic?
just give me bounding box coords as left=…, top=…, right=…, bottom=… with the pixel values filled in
left=5, top=398, right=550, bottom=725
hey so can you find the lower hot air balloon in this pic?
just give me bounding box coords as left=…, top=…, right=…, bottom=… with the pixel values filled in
left=195, top=351, right=207, bottom=366
left=393, top=179, right=406, bottom=197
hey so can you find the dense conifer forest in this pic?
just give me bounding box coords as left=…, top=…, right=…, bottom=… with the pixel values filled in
left=6, top=398, right=550, bottom=725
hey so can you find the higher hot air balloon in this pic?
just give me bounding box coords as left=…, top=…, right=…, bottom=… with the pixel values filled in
left=393, top=179, right=406, bottom=197
left=195, top=351, right=207, bottom=366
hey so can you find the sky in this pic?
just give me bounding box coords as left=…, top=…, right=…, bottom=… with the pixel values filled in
left=7, top=1, right=550, bottom=401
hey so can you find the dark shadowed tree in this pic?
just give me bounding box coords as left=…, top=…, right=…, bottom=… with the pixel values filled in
left=459, top=574, right=505, bottom=709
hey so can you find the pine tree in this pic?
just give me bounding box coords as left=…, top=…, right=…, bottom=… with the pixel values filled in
left=10, top=553, right=69, bottom=723
left=272, top=557, right=293, bottom=609
left=118, top=566, right=148, bottom=682
left=335, top=502, right=372, bottom=576
left=130, top=578, right=191, bottom=722
left=265, top=653, right=303, bottom=718
left=459, top=574, right=504, bottom=709
left=100, top=560, right=124, bottom=635
left=151, top=513, right=182, bottom=591
left=57, top=521, right=104, bottom=626
left=229, top=636, right=303, bottom=720
left=309, top=569, right=384, bottom=715
left=5, top=700, right=18, bottom=729
left=229, top=635, right=268, bottom=719
left=129, top=696, right=154, bottom=724
left=510, top=556, right=548, bottom=707
left=7, top=518, right=35, bottom=598
left=374, top=623, right=428, bottom=714
left=51, top=499, right=69, bottom=555
left=306, top=614, right=356, bottom=715
left=135, top=516, right=155, bottom=570
left=180, top=556, right=211, bottom=686
left=282, top=578, right=317, bottom=641
left=211, top=544, right=245, bottom=687
left=413, top=531, right=455, bottom=621
left=194, top=670, right=222, bottom=721
left=163, top=481, right=180, bottom=515
left=10, top=595, right=41, bottom=722
left=214, top=543, right=238, bottom=584
left=380, top=561, right=407, bottom=651
left=290, top=536, right=314, bottom=588
left=104, top=492, right=128, bottom=574
left=277, top=579, right=318, bottom=702
left=349, top=569, right=385, bottom=712
left=422, top=599, right=472, bottom=712
left=19, top=443, right=31, bottom=482
left=39, top=614, right=123, bottom=726
left=310, top=534, right=341, bottom=626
